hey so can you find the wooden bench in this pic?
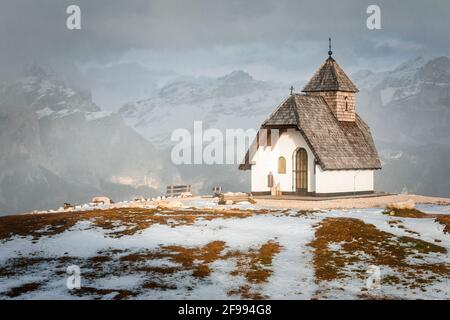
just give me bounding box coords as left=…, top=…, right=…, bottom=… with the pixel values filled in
left=166, top=185, right=191, bottom=197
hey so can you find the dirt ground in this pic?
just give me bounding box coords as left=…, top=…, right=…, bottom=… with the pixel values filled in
left=186, top=194, right=450, bottom=210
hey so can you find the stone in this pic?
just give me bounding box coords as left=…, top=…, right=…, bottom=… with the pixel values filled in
left=386, top=199, right=415, bottom=210
left=180, top=192, right=193, bottom=198
left=157, top=201, right=183, bottom=209
left=92, top=196, right=111, bottom=205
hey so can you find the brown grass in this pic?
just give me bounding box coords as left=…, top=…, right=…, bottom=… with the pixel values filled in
left=142, top=281, right=177, bottom=290
left=387, top=219, right=420, bottom=236
left=0, top=257, right=52, bottom=277
left=357, top=292, right=402, bottom=300
left=227, top=241, right=282, bottom=299
left=229, top=241, right=282, bottom=283
left=120, top=240, right=282, bottom=298
left=382, top=207, right=450, bottom=236
left=136, top=266, right=181, bottom=274
left=0, top=211, right=82, bottom=240
left=0, top=207, right=274, bottom=241
left=0, top=207, right=280, bottom=300
left=436, top=216, right=450, bottom=234
left=118, top=241, right=227, bottom=278
left=4, top=203, right=447, bottom=299
left=0, top=237, right=282, bottom=299
left=162, top=241, right=226, bottom=278
left=297, top=210, right=319, bottom=217
left=79, top=241, right=282, bottom=298
left=383, top=207, right=429, bottom=218
left=4, top=282, right=43, bottom=298
left=88, top=255, right=111, bottom=264
left=309, top=217, right=450, bottom=290
left=227, top=285, right=266, bottom=300
left=119, top=251, right=165, bottom=262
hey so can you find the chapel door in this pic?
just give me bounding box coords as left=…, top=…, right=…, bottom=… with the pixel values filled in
left=295, top=148, right=308, bottom=195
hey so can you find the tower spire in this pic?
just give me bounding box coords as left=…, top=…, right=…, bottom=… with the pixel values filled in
left=328, top=37, right=333, bottom=57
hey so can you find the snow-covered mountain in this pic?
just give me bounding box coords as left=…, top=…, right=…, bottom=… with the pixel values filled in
left=119, top=70, right=286, bottom=149
left=0, top=66, right=174, bottom=215
left=354, top=56, right=450, bottom=146
left=82, top=63, right=177, bottom=111
left=354, top=56, right=450, bottom=196
left=117, top=70, right=287, bottom=194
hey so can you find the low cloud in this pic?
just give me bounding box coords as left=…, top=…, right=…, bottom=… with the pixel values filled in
left=0, top=0, right=448, bottom=81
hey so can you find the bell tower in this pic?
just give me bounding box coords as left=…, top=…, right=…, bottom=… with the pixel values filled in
left=302, top=38, right=358, bottom=122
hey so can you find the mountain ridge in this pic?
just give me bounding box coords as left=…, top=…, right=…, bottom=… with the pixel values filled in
left=0, top=69, right=174, bottom=215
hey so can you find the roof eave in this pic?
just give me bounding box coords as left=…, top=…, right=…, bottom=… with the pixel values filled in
left=320, top=166, right=382, bottom=171
left=260, top=124, right=298, bottom=129
left=302, top=88, right=359, bottom=93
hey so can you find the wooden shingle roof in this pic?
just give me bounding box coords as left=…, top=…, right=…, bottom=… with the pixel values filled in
left=244, top=94, right=381, bottom=170
left=302, top=57, right=359, bottom=93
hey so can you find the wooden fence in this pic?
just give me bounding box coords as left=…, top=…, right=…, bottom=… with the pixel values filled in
left=166, top=185, right=191, bottom=197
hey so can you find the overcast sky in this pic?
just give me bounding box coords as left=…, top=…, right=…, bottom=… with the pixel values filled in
left=0, top=0, right=449, bottom=85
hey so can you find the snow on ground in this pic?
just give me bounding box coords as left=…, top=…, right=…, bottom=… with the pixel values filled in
left=0, top=199, right=449, bottom=300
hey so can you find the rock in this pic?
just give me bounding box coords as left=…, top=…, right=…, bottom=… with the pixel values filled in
left=157, top=201, right=183, bottom=209
left=224, top=192, right=248, bottom=197
left=92, top=196, right=111, bottom=205
left=63, top=202, right=73, bottom=209
left=386, top=199, right=415, bottom=210
left=218, top=192, right=253, bottom=205
left=180, top=192, right=193, bottom=198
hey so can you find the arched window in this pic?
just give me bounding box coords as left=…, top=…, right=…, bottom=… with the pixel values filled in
left=278, top=156, right=286, bottom=174
left=344, top=96, right=349, bottom=111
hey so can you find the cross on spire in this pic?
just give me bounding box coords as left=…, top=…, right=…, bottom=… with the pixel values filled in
left=290, top=85, right=294, bottom=95
left=328, top=37, right=333, bottom=57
